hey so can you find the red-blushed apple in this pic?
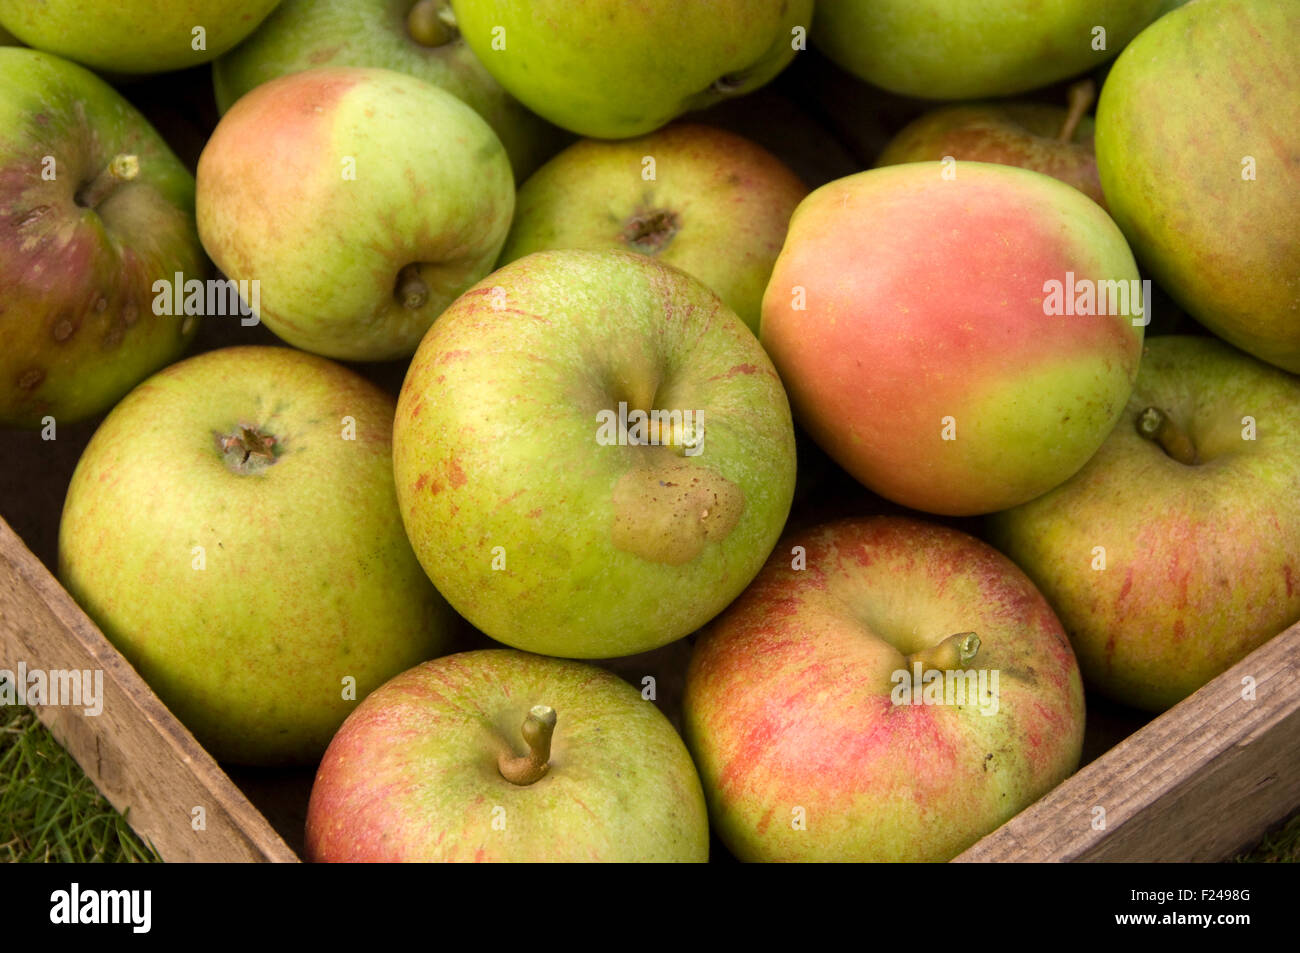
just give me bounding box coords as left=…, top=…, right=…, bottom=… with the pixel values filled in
left=989, top=336, right=1300, bottom=711
left=196, top=66, right=514, bottom=361
left=761, top=161, right=1144, bottom=516
left=393, top=249, right=797, bottom=659
left=58, top=346, right=456, bottom=765
left=498, top=123, right=808, bottom=335
left=683, top=516, right=1085, bottom=862
left=305, top=649, right=709, bottom=862
left=876, top=81, right=1105, bottom=207
left=0, top=48, right=204, bottom=429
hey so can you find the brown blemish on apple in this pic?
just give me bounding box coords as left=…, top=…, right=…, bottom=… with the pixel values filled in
left=16, top=368, right=45, bottom=391
left=51, top=315, right=79, bottom=342
left=611, top=460, right=744, bottom=565
left=447, top=457, right=468, bottom=488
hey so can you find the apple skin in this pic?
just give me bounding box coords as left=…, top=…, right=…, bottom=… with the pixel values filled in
left=393, top=249, right=797, bottom=659
left=813, top=0, right=1163, bottom=100
left=0, top=48, right=203, bottom=430
left=499, top=124, right=808, bottom=335
left=876, top=102, right=1105, bottom=208
left=761, top=161, right=1144, bottom=516
left=0, top=0, right=281, bottom=74
left=448, top=0, right=813, bottom=139
left=306, top=649, right=709, bottom=862
left=212, top=0, right=562, bottom=180
left=1095, top=0, right=1300, bottom=373
left=196, top=66, right=514, bottom=361
left=58, top=346, right=456, bottom=765
left=989, top=336, right=1300, bottom=712
left=683, top=516, right=1085, bottom=863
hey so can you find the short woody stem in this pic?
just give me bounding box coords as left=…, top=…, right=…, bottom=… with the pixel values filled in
left=1058, top=79, right=1096, bottom=143
left=905, top=632, right=981, bottom=674
left=407, top=0, right=457, bottom=47
left=78, top=154, right=140, bottom=209
left=498, top=705, right=557, bottom=786
left=1136, top=406, right=1198, bottom=465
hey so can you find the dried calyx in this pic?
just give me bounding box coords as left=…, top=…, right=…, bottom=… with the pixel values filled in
left=217, top=425, right=279, bottom=474
left=407, top=0, right=459, bottom=47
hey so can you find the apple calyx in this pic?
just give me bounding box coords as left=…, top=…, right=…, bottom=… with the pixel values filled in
left=1136, top=406, right=1199, bottom=465
left=905, top=631, right=981, bottom=674
left=622, top=209, right=682, bottom=255
left=1057, top=79, right=1096, bottom=143
left=217, top=424, right=279, bottom=475
left=395, top=264, right=430, bottom=311
left=76, top=154, right=140, bottom=209
left=407, top=0, right=458, bottom=48
left=499, top=705, right=557, bottom=786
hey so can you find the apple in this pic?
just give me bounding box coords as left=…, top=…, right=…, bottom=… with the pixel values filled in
left=196, top=66, right=514, bottom=362
left=1095, top=0, right=1300, bottom=373
left=989, top=336, right=1300, bottom=712
left=683, top=516, right=1085, bottom=862
left=212, top=0, right=562, bottom=180
left=0, top=0, right=281, bottom=74
left=761, top=161, right=1144, bottom=516
left=393, top=249, right=797, bottom=659
left=876, top=80, right=1106, bottom=208
left=499, top=124, right=808, bottom=335
left=448, top=0, right=812, bottom=139
left=58, top=346, right=456, bottom=765
left=306, top=648, right=709, bottom=861
left=813, top=0, right=1163, bottom=100
left=0, top=22, right=17, bottom=45
left=0, top=48, right=204, bottom=430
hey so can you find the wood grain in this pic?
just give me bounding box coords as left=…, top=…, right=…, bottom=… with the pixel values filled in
left=0, top=516, right=298, bottom=862
left=955, top=621, right=1300, bottom=862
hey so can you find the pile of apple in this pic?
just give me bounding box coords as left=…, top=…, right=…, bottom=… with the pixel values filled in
left=1, top=0, right=1297, bottom=863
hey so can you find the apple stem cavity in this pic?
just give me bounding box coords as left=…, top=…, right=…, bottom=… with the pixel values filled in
left=906, top=631, right=980, bottom=674
left=407, top=0, right=458, bottom=47
left=77, top=154, right=140, bottom=209
left=217, top=424, right=279, bottom=475
left=396, top=264, right=430, bottom=311
left=499, top=705, right=557, bottom=786
left=1057, top=80, right=1096, bottom=143
left=1137, top=406, right=1199, bottom=465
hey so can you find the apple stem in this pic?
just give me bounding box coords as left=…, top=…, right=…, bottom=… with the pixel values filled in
left=498, top=705, right=557, bottom=786
left=216, top=424, right=278, bottom=474
left=407, top=0, right=458, bottom=47
left=396, top=264, right=430, bottom=310
left=77, top=154, right=140, bottom=209
left=1057, top=79, right=1096, bottom=143
left=905, top=632, right=980, bottom=673
left=1136, top=407, right=1199, bottom=465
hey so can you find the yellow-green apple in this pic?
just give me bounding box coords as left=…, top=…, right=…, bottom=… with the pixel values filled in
left=59, top=346, right=455, bottom=765
left=0, top=48, right=203, bottom=430
left=196, top=66, right=514, bottom=361
left=306, top=649, right=709, bottom=861
left=212, top=0, right=561, bottom=180
left=393, top=249, right=797, bottom=659
left=0, top=0, right=281, bottom=73
left=499, top=124, right=807, bottom=335
left=876, top=80, right=1106, bottom=207
left=448, top=0, right=812, bottom=138
left=989, top=336, right=1300, bottom=712
left=813, top=0, right=1163, bottom=100
left=683, top=516, right=1085, bottom=862
left=1095, top=0, right=1300, bottom=372
left=761, top=161, right=1144, bottom=516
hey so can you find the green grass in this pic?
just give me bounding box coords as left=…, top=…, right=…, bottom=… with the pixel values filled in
left=1, top=701, right=1296, bottom=863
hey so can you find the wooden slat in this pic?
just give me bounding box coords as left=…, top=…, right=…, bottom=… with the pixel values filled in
left=955, top=621, right=1300, bottom=862
left=0, top=516, right=298, bottom=863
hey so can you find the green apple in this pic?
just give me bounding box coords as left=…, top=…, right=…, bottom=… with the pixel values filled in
left=212, top=0, right=562, bottom=180
left=448, top=0, right=813, bottom=138
left=59, top=346, right=455, bottom=765
left=306, top=649, right=709, bottom=861
left=762, top=162, right=1144, bottom=516
left=876, top=80, right=1106, bottom=208
left=814, top=0, right=1164, bottom=100
left=393, top=249, right=797, bottom=659
left=1095, top=0, right=1300, bottom=373
left=684, top=516, right=1085, bottom=862
left=989, top=336, right=1300, bottom=712
left=499, top=124, right=808, bottom=335
left=0, top=48, right=203, bottom=430
left=0, top=0, right=281, bottom=73
left=196, top=66, right=514, bottom=361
